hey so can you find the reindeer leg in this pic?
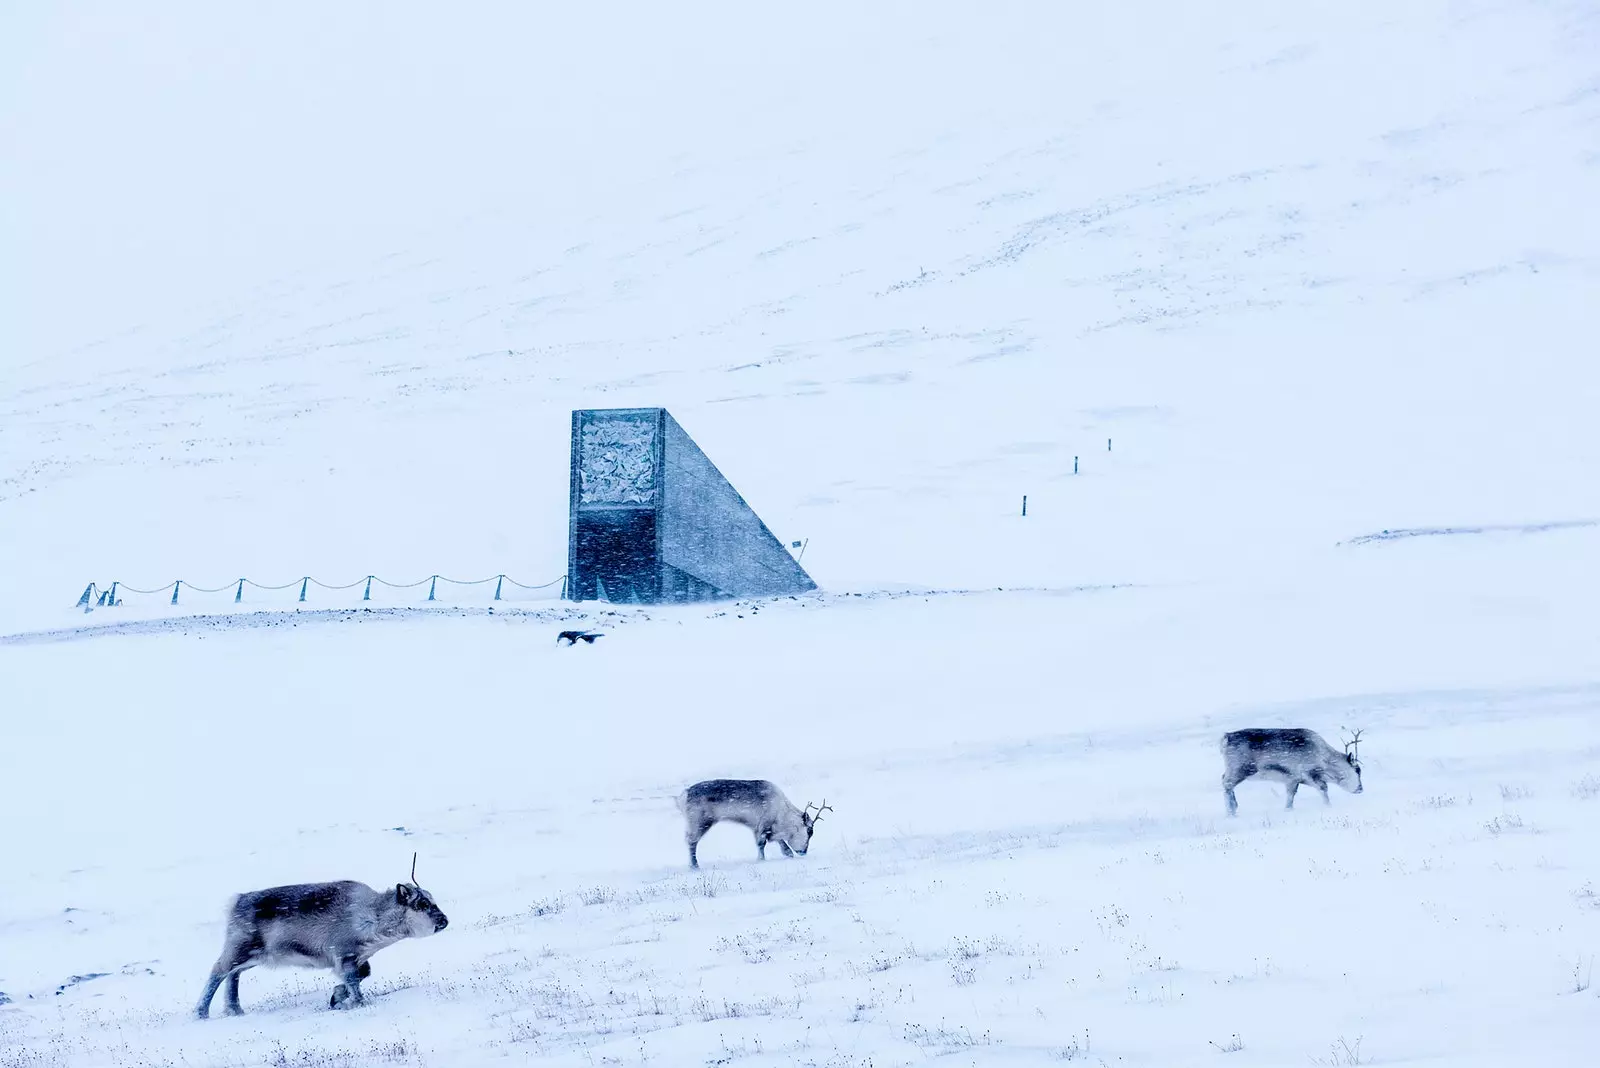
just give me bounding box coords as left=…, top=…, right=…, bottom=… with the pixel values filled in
left=195, top=964, right=227, bottom=1019
left=222, top=965, right=249, bottom=1016
left=329, top=967, right=369, bottom=1008
left=1310, top=768, right=1331, bottom=805
left=198, top=939, right=253, bottom=1019
left=778, top=840, right=795, bottom=857
left=331, top=961, right=372, bottom=1003
left=1222, top=769, right=1249, bottom=816
left=755, top=828, right=768, bottom=860
left=1284, top=781, right=1299, bottom=809
left=1222, top=761, right=1254, bottom=817
left=687, top=817, right=713, bottom=870
left=330, top=957, right=365, bottom=1009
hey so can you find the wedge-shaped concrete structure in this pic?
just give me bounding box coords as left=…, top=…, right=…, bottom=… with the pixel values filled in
left=567, top=408, right=816, bottom=604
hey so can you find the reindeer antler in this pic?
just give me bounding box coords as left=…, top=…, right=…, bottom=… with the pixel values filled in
left=806, top=799, right=834, bottom=824
left=1343, top=728, right=1364, bottom=760
left=410, top=852, right=419, bottom=885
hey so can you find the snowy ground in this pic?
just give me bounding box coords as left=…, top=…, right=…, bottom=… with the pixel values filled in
left=3, top=575, right=1600, bottom=1067
left=4, top=1, right=1600, bottom=1065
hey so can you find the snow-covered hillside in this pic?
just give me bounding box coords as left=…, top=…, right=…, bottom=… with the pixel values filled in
left=3, top=2, right=1599, bottom=1065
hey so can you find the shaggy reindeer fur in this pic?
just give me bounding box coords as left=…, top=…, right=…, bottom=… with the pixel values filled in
left=195, top=877, right=447, bottom=1017
left=676, top=779, right=831, bottom=869
left=1221, top=727, right=1364, bottom=815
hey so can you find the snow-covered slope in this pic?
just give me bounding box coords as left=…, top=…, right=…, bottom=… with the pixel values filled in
left=3, top=2, right=1599, bottom=1065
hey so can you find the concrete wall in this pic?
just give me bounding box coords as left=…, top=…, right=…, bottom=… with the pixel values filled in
left=657, top=411, right=815, bottom=599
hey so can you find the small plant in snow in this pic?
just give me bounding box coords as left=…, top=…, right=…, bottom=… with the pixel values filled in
left=1054, top=1030, right=1091, bottom=1060
left=849, top=995, right=878, bottom=1022
left=715, top=1034, right=765, bottom=1061
left=504, top=1018, right=543, bottom=1045
left=576, top=885, right=616, bottom=906
left=1498, top=783, right=1531, bottom=801
left=1210, top=1033, right=1244, bottom=1053
left=264, top=1036, right=419, bottom=1067
left=1573, top=774, right=1600, bottom=800
left=527, top=896, right=566, bottom=917
left=690, top=994, right=788, bottom=1022
left=1310, top=1036, right=1366, bottom=1066
left=848, top=952, right=903, bottom=976
left=365, top=1040, right=413, bottom=1060
left=951, top=936, right=984, bottom=960
left=692, top=872, right=727, bottom=898
left=480, top=894, right=568, bottom=926
left=1483, top=814, right=1525, bottom=836
left=0, top=1043, right=71, bottom=1068
left=712, top=933, right=772, bottom=964
left=903, top=1022, right=993, bottom=1050
left=1573, top=956, right=1593, bottom=994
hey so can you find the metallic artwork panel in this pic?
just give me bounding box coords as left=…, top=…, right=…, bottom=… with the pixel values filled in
left=578, top=413, right=657, bottom=506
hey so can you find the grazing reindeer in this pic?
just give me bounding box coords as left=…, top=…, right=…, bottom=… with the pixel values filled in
left=194, top=855, right=448, bottom=1018
left=675, top=779, right=831, bottom=869
left=1222, top=728, right=1363, bottom=815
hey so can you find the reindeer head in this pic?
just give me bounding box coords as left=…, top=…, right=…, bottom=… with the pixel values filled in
left=1340, top=729, right=1365, bottom=793
left=786, top=799, right=833, bottom=855
left=396, top=853, right=449, bottom=936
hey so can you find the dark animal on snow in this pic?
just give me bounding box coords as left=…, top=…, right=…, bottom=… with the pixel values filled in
left=1221, top=728, right=1363, bottom=815
left=557, top=630, right=603, bottom=645
left=194, top=858, right=447, bottom=1018
left=675, top=779, right=831, bottom=869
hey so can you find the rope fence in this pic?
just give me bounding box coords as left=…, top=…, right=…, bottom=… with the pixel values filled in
left=76, top=572, right=568, bottom=610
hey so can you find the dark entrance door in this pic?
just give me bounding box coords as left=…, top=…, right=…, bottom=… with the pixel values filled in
left=570, top=509, right=658, bottom=604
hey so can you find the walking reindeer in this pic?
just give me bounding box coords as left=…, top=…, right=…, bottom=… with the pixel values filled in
left=676, top=779, right=832, bottom=869
left=1221, top=728, right=1364, bottom=815
left=195, top=855, right=448, bottom=1018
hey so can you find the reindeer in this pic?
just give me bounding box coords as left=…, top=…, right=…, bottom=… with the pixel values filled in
left=194, top=855, right=448, bottom=1018
left=1221, top=728, right=1364, bottom=815
left=675, top=779, right=831, bottom=869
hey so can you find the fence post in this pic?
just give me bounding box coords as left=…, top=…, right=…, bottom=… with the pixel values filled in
left=235, top=579, right=244, bottom=604
left=494, top=575, right=504, bottom=601
left=363, top=576, right=372, bottom=601
left=1074, top=456, right=1079, bottom=475
left=109, top=581, right=118, bottom=606
left=77, top=584, right=95, bottom=608
left=427, top=576, right=437, bottom=601
left=298, top=577, right=308, bottom=603
left=171, top=581, right=181, bottom=605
